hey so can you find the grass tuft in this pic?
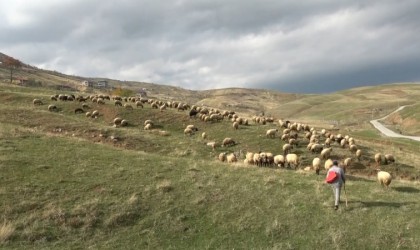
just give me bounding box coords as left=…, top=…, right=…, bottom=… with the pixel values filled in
left=0, top=221, right=15, bottom=243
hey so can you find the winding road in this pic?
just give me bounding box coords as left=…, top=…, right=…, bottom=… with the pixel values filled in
left=369, top=105, right=420, bottom=141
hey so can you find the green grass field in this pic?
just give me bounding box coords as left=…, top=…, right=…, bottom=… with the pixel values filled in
left=1, top=83, right=419, bottom=249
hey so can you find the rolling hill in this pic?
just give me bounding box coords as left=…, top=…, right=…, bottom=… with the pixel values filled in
left=0, top=53, right=419, bottom=248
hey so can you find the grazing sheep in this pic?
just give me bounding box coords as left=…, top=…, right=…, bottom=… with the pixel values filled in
left=274, top=155, right=285, bottom=168
left=202, top=132, right=207, bottom=140
left=263, top=152, right=274, bottom=166
left=50, top=95, right=57, bottom=101
left=120, top=119, right=128, bottom=127
left=245, top=152, right=255, bottom=165
left=320, top=147, right=333, bottom=160
left=189, top=109, right=198, bottom=118
left=144, top=120, right=153, bottom=126
left=349, top=144, right=358, bottom=153
left=184, top=127, right=194, bottom=136
left=253, top=153, right=262, bottom=167
left=222, top=137, right=236, bottom=147
left=312, top=157, right=321, bottom=175
left=384, top=154, right=395, bottom=164
left=48, top=104, right=58, bottom=112
left=288, top=138, right=298, bottom=147
left=324, top=159, right=333, bottom=170
left=266, top=128, right=278, bottom=138
left=343, top=157, right=352, bottom=173
left=374, top=153, right=382, bottom=166
left=33, top=99, right=43, bottom=105
left=325, top=138, right=332, bottom=147
left=310, top=143, right=323, bottom=154
left=124, top=103, right=133, bottom=109
left=114, top=100, right=122, bottom=106
left=113, top=117, right=123, bottom=126
left=285, top=153, right=300, bottom=169
left=186, top=124, right=199, bottom=131
left=135, top=101, right=144, bottom=108
left=377, top=170, right=392, bottom=188
left=85, top=112, right=92, bottom=117
left=144, top=123, right=153, bottom=130
left=233, top=121, right=239, bottom=130
left=356, top=149, right=362, bottom=161
left=226, top=153, right=238, bottom=163
left=91, top=110, right=99, bottom=118
left=74, top=108, right=84, bottom=114
left=82, top=103, right=89, bottom=109
left=282, top=143, right=293, bottom=155
left=218, top=152, right=227, bottom=162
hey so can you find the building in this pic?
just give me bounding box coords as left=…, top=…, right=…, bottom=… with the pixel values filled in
left=81, top=80, right=94, bottom=87
left=97, top=80, right=108, bottom=88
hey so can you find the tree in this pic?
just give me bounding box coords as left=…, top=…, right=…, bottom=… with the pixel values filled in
left=3, top=56, right=22, bottom=83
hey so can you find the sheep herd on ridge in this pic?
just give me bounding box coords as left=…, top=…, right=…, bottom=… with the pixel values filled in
left=32, top=92, right=397, bottom=188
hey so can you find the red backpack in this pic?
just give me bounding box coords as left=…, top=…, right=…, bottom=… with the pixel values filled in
left=326, top=171, right=339, bottom=184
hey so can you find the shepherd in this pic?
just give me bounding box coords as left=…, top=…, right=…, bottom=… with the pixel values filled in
left=325, top=160, right=346, bottom=210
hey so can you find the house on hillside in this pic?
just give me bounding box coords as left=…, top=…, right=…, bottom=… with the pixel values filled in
left=81, top=80, right=94, bottom=87
left=137, top=88, right=147, bottom=97
left=15, top=77, right=29, bottom=85
left=97, top=80, right=108, bottom=88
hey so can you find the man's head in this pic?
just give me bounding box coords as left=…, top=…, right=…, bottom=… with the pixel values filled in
left=333, top=160, right=338, bottom=166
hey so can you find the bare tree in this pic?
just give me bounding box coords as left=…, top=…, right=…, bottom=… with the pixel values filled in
left=3, top=56, right=22, bottom=83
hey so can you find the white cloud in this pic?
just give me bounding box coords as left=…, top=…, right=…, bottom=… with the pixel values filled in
left=1, top=0, right=420, bottom=93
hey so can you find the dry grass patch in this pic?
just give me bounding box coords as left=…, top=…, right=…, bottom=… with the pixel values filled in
left=0, top=221, right=15, bottom=243
left=157, top=180, right=173, bottom=192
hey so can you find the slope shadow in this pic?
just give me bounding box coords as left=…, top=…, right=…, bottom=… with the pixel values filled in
left=392, top=186, right=420, bottom=193
left=360, top=201, right=416, bottom=208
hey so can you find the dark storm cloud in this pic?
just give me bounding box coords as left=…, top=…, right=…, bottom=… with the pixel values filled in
left=1, top=0, right=420, bottom=93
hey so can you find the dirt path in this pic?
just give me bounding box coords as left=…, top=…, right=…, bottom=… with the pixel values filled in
left=369, top=105, right=420, bottom=141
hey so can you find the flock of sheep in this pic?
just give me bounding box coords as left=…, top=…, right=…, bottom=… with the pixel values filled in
left=32, top=92, right=395, bottom=188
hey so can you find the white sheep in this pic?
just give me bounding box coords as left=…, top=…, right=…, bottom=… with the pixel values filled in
left=285, top=153, right=300, bottom=169
left=184, top=127, right=194, bottom=136
left=233, top=121, right=239, bottom=130
left=120, top=119, right=128, bottom=127
left=253, top=153, right=262, bottom=167
left=144, top=120, right=153, bottom=126
left=349, top=144, right=358, bottom=153
left=48, top=104, right=58, bottom=112
left=374, top=153, right=382, bottom=166
left=124, top=103, right=133, bottom=109
left=310, top=143, right=323, bottom=154
left=244, top=152, right=255, bottom=165
left=356, top=149, right=362, bottom=161
left=282, top=143, right=293, bottom=155
left=144, top=123, right=153, bottom=130
left=266, top=129, right=278, bottom=138
left=201, top=132, right=207, bottom=140
left=33, top=99, right=43, bottom=105
left=222, top=137, right=236, bottom=147
left=113, top=117, right=123, bottom=126
left=218, top=152, right=227, bottom=162
left=312, top=157, right=321, bottom=175
left=186, top=124, right=198, bottom=131
left=384, top=154, right=395, bottom=164
left=324, top=159, right=333, bottom=170
left=343, top=157, right=352, bottom=173
left=226, top=153, right=238, bottom=163
left=274, top=155, right=285, bottom=168
left=91, top=110, right=99, bottom=118
left=320, top=147, right=333, bottom=160
left=377, top=170, right=392, bottom=188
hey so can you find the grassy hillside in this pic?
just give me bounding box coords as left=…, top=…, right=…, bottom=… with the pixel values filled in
left=0, top=83, right=419, bottom=249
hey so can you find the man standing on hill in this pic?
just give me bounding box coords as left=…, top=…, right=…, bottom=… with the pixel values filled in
left=326, top=160, right=346, bottom=210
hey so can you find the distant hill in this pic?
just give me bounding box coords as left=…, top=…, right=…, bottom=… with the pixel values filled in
left=1, top=52, right=420, bottom=132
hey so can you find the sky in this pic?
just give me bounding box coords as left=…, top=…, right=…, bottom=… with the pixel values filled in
left=1, top=0, right=420, bottom=93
